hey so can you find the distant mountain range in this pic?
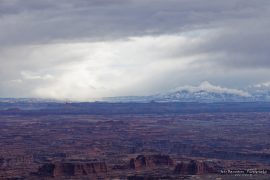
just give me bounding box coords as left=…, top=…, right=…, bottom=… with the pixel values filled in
left=1, top=81, right=270, bottom=103
left=102, top=81, right=270, bottom=103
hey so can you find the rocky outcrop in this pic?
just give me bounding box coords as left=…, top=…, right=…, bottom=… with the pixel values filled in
left=37, top=161, right=107, bottom=177
left=174, top=160, right=216, bottom=175
left=37, top=163, right=55, bottom=177
left=130, top=155, right=173, bottom=169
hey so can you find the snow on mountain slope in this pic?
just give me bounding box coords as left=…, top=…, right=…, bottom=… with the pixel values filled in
left=247, top=82, right=270, bottom=101
left=166, top=81, right=250, bottom=97
left=102, top=81, right=253, bottom=102
left=154, top=81, right=251, bottom=102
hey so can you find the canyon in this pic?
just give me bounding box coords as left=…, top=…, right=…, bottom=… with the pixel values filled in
left=0, top=102, right=269, bottom=179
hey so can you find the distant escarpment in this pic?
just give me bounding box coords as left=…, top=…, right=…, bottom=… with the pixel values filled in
left=130, top=154, right=174, bottom=169
left=37, top=160, right=107, bottom=177
left=174, top=160, right=218, bottom=175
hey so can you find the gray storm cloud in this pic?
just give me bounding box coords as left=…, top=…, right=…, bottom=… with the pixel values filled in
left=1, top=0, right=269, bottom=45
left=0, top=0, right=270, bottom=99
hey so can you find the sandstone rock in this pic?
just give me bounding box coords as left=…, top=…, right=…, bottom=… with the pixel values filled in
left=37, top=161, right=107, bottom=177
left=174, top=160, right=216, bottom=175
left=130, top=155, right=173, bottom=169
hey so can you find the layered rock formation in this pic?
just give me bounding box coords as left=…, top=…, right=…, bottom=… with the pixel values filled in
left=130, top=155, right=174, bottom=169
left=37, top=161, right=107, bottom=177
left=174, top=160, right=216, bottom=175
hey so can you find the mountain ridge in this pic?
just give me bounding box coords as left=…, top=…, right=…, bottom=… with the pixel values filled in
left=102, top=81, right=270, bottom=103
left=1, top=81, right=270, bottom=103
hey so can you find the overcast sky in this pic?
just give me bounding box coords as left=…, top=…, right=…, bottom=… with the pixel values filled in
left=1, top=0, right=270, bottom=100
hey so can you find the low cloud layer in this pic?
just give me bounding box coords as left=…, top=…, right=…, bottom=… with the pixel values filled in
left=0, top=0, right=270, bottom=100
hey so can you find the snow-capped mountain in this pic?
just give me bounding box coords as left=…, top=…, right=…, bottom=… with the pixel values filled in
left=154, top=81, right=252, bottom=102
left=246, top=82, right=270, bottom=101
left=102, top=81, right=255, bottom=103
